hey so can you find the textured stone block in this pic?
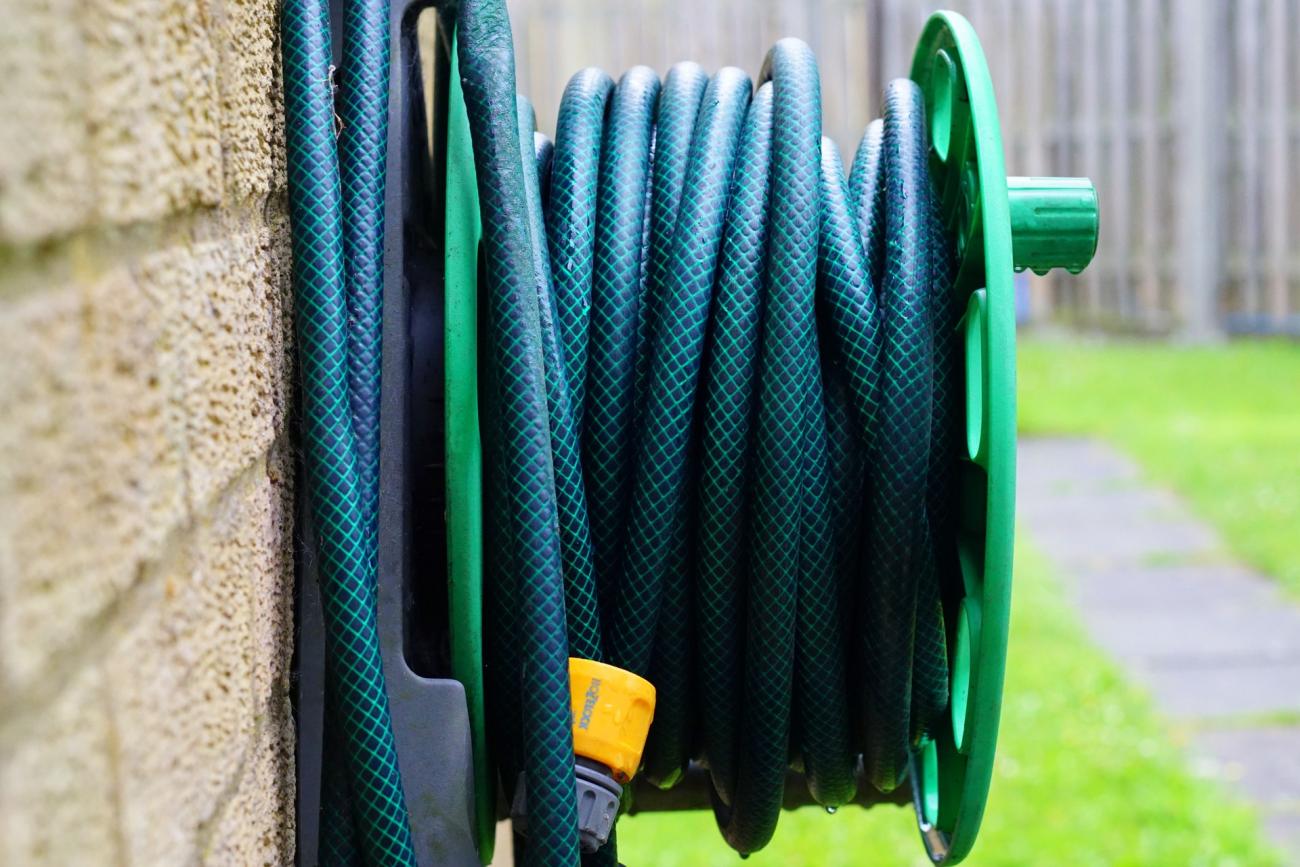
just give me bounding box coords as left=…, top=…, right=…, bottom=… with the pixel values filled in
left=175, top=218, right=290, bottom=509
left=202, top=723, right=296, bottom=866
left=0, top=2, right=295, bottom=860
left=84, top=0, right=223, bottom=226
left=0, top=0, right=226, bottom=245
left=0, top=265, right=188, bottom=690
left=107, top=461, right=290, bottom=864
left=217, top=0, right=287, bottom=200
left=0, top=0, right=93, bottom=242
left=0, top=665, right=121, bottom=866
left=251, top=438, right=296, bottom=708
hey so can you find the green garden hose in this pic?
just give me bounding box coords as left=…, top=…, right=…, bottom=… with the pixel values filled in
left=457, top=0, right=960, bottom=862
left=282, top=0, right=416, bottom=863
left=284, top=0, right=1095, bottom=864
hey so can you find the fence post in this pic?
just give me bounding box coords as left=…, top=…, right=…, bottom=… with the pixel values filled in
left=1173, top=0, right=1226, bottom=339
left=1264, top=0, right=1289, bottom=325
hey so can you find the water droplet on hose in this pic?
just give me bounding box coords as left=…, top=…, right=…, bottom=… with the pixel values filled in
left=825, top=806, right=838, bottom=815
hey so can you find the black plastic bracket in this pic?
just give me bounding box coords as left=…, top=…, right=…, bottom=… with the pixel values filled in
left=294, top=2, right=481, bottom=865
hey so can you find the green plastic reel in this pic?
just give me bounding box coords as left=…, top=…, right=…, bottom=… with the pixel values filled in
left=442, top=11, right=1099, bottom=865
left=908, top=12, right=1096, bottom=862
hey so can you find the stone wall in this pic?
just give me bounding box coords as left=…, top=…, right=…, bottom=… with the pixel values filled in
left=0, top=1, right=296, bottom=863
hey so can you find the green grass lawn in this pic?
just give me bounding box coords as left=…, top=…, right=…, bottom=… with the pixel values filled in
left=616, top=544, right=1280, bottom=866
left=1018, top=339, right=1300, bottom=593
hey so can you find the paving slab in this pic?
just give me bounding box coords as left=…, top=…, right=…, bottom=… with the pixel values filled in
left=1019, top=438, right=1300, bottom=851
left=1193, top=727, right=1300, bottom=852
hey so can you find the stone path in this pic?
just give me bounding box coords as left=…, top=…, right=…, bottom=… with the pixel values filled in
left=1019, top=439, right=1300, bottom=851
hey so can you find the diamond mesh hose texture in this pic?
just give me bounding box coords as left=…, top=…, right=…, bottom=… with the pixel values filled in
left=282, top=0, right=417, bottom=863
left=285, top=0, right=970, bottom=862
left=456, top=0, right=962, bottom=863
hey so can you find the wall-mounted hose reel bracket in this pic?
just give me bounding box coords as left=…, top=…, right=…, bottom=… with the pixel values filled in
left=291, top=3, right=1098, bottom=865
left=295, top=3, right=482, bottom=865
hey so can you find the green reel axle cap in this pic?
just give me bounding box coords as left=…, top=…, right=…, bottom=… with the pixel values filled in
left=1008, top=176, right=1100, bottom=276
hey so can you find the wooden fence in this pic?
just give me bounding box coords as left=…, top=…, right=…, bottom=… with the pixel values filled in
left=505, top=0, right=1300, bottom=336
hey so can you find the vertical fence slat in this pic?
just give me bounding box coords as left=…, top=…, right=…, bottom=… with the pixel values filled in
left=1174, top=0, right=1224, bottom=337
left=1238, top=0, right=1263, bottom=319
left=1266, top=0, right=1289, bottom=322
left=881, top=0, right=906, bottom=82
left=1022, top=0, right=1053, bottom=318
left=1106, top=0, right=1132, bottom=322
left=1137, top=0, right=1161, bottom=325
left=1293, top=0, right=1300, bottom=322
left=1051, top=0, right=1076, bottom=318
left=1079, top=0, right=1103, bottom=320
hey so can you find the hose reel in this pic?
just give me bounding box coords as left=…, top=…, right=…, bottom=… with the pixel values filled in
left=288, top=2, right=1098, bottom=865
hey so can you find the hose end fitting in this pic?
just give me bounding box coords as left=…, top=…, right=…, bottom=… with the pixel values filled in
left=510, top=659, right=655, bottom=852
left=569, top=658, right=655, bottom=850
left=509, top=760, right=624, bottom=853
left=568, top=658, right=656, bottom=784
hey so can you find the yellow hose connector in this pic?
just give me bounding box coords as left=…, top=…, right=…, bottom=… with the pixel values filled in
left=569, top=658, right=656, bottom=784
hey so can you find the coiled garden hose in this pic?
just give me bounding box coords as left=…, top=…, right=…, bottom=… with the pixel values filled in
left=458, top=0, right=961, bottom=862
left=285, top=0, right=1094, bottom=863
left=282, top=0, right=416, bottom=864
